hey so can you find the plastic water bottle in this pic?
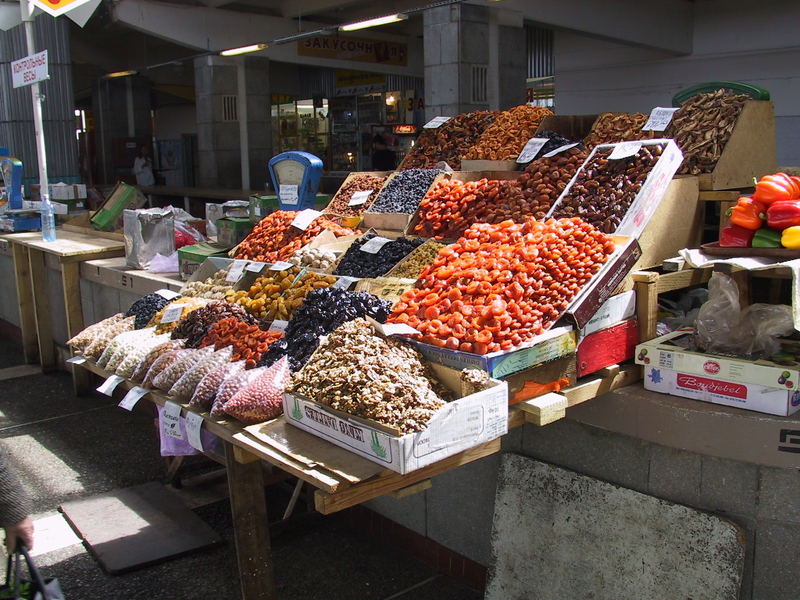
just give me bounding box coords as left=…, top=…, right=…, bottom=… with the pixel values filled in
left=40, top=194, right=56, bottom=242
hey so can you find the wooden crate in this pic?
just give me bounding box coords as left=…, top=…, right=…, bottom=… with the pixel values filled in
left=535, top=114, right=599, bottom=140
left=695, top=100, right=776, bottom=190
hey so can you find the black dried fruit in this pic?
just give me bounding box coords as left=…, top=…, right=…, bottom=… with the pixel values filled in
left=333, top=234, right=425, bottom=278
left=126, top=293, right=172, bottom=329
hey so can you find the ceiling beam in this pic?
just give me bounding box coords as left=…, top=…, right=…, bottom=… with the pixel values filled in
left=469, top=0, right=693, bottom=55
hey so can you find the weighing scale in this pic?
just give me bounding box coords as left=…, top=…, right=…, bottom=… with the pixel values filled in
left=0, top=154, right=39, bottom=232
left=268, top=151, right=323, bottom=211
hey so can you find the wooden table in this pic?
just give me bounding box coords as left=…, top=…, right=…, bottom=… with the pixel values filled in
left=0, top=231, right=124, bottom=376
left=77, top=359, right=500, bottom=599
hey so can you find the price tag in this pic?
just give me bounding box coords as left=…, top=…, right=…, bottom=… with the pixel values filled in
left=119, top=386, right=148, bottom=411
left=367, top=317, right=420, bottom=337
left=332, top=276, right=358, bottom=290
left=516, top=138, right=549, bottom=164
left=160, top=304, right=184, bottom=324
left=642, top=107, right=679, bottom=132
left=226, top=259, right=248, bottom=282
left=279, top=184, right=299, bottom=206
left=162, top=401, right=183, bottom=440
left=155, top=289, right=181, bottom=301
left=348, top=190, right=373, bottom=207
left=359, top=236, right=392, bottom=254
left=269, top=320, right=288, bottom=333
left=185, top=411, right=204, bottom=451
left=423, top=116, right=451, bottom=129
left=66, top=355, right=86, bottom=365
left=246, top=262, right=265, bottom=273
left=269, top=261, right=293, bottom=271
left=542, top=143, right=580, bottom=158
left=608, top=141, right=643, bottom=160
left=291, top=209, right=322, bottom=231
left=96, top=374, right=125, bottom=396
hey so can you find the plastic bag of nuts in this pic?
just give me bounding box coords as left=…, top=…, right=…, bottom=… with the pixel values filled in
left=221, top=357, right=290, bottom=424
left=67, top=314, right=123, bottom=353
left=190, top=360, right=246, bottom=410
left=131, top=340, right=185, bottom=382
left=551, top=142, right=666, bottom=233
left=168, top=345, right=234, bottom=400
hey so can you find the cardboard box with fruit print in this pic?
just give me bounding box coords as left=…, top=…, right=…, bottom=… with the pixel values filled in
left=636, top=329, right=800, bottom=416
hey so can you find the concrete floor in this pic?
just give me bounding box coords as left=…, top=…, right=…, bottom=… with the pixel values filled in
left=0, top=341, right=480, bottom=600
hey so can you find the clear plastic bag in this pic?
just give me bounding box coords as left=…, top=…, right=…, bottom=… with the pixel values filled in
left=222, top=357, right=290, bottom=424
left=131, top=340, right=185, bottom=383
left=168, top=346, right=233, bottom=400
left=153, top=346, right=214, bottom=391
left=695, top=272, right=794, bottom=358
left=190, top=360, right=245, bottom=411
left=210, top=367, right=266, bottom=417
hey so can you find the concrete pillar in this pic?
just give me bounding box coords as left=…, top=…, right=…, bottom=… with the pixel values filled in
left=0, top=16, right=79, bottom=184
left=194, top=55, right=270, bottom=191
left=91, top=75, right=152, bottom=184
left=423, top=4, right=525, bottom=120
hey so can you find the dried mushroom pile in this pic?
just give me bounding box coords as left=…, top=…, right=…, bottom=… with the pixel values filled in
left=667, top=89, right=749, bottom=174
left=399, top=110, right=499, bottom=170
left=287, top=319, right=451, bottom=433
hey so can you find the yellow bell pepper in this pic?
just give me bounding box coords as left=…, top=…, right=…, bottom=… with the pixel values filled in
left=781, top=226, right=800, bottom=249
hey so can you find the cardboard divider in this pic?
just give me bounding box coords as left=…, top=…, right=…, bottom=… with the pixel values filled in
left=536, top=114, right=599, bottom=142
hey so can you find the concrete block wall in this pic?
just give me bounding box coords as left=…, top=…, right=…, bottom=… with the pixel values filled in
left=368, top=419, right=800, bottom=599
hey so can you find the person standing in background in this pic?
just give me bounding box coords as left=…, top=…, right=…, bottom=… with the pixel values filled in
left=132, top=145, right=155, bottom=187
left=0, top=444, right=33, bottom=552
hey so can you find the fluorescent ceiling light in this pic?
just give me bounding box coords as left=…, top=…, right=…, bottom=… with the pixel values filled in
left=104, top=70, right=137, bottom=78
left=220, top=43, right=268, bottom=57
left=339, top=13, right=408, bottom=32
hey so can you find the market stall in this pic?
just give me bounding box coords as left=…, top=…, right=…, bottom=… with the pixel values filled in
left=2, top=82, right=790, bottom=597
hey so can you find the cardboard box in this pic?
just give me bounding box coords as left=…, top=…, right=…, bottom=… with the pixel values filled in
left=459, top=160, right=519, bottom=172
left=249, top=195, right=278, bottom=221
left=536, top=114, right=599, bottom=141
left=216, top=217, right=253, bottom=247
left=505, top=355, right=577, bottom=402
left=577, top=318, right=639, bottom=377
left=363, top=171, right=436, bottom=233
left=354, top=277, right=416, bottom=302
left=635, top=329, right=800, bottom=391
left=90, top=182, right=146, bottom=231
left=642, top=365, right=800, bottom=417
left=30, top=182, right=88, bottom=201
left=579, top=290, right=636, bottom=339
left=547, top=139, right=684, bottom=240
left=409, top=326, right=576, bottom=380
left=563, top=236, right=642, bottom=329
left=283, top=362, right=508, bottom=474
left=178, top=242, right=232, bottom=280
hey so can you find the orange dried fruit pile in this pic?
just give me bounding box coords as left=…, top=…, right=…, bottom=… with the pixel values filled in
left=234, top=210, right=355, bottom=263
left=389, top=217, right=615, bottom=355
left=199, top=317, right=283, bottom=368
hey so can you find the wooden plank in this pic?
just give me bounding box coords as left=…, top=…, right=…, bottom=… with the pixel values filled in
left=518, top=393, right=568, bottom=426
left=313, top=439, right=502, bottom=515
left=697, top=189, right=749, bottom=202
left=232, top=445, right=260, bottom=464
left=662, top=257, right=685, bottom=272
left=718, top=200, right=737, bottom=236
left=656, top=268, right=713, bottom=294
left=27, top=248, right=55, bottom=370
left=61, top=262, right=84, bottom=338
left=7, top=230, right=125, bottom=259
left=388, top=479, right=432, bottom=499
left=635, top=280, right=658, bottom=343
left=10, top=243, right=38, bottom=364
left=244, top=419, right=383, bottom=485
left=225, top=443, right=276, bottom=600
left=562, top=364, right=641, bottom=408
left=631, top=270, right=659, bottom=283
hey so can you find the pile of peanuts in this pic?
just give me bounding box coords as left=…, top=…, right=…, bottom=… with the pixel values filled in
left=583, top=112, right=656, bottom=150
left=516, top=146, right=589, bottom=220
left=387, top=240, right=446, bottom=279
left=324, top=174, right=387, bottom=217
left=226, top=267, right=337, bottom=321
left=199, top=317, right=284, bottom=368
left=181, top=269, right=234, bottom=300
left=464, top=105, right=553, bottom=160
left=234, top=210, right=355, bottom=263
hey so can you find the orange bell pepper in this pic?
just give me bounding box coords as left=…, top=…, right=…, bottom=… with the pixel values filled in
left=753, top=173, right=800, bottom=204
left=727, top=196, right=765, bottom=230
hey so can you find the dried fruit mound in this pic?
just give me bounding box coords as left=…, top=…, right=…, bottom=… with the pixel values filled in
left=464, top=105, right=553, bottom=161
left=234, top=210, right=355, bottom=263
left=389, top=217, right=615, bottom=354
left=200, top=317, right=283, bottom=368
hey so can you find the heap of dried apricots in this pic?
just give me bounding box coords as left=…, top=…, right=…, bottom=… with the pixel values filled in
left=388, top=217, right=615, bottom=354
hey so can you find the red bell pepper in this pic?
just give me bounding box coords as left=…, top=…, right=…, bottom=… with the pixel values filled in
left=719, top=223, right=756, bottom=247
left=766, top=200, right=800, bottom=230
left=726, top=196, right=765, bottom=230
left=753, top=173, right=800, bottom=204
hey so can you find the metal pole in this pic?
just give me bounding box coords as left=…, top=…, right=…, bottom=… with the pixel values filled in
left=20, top=0, right=56, bottom=240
